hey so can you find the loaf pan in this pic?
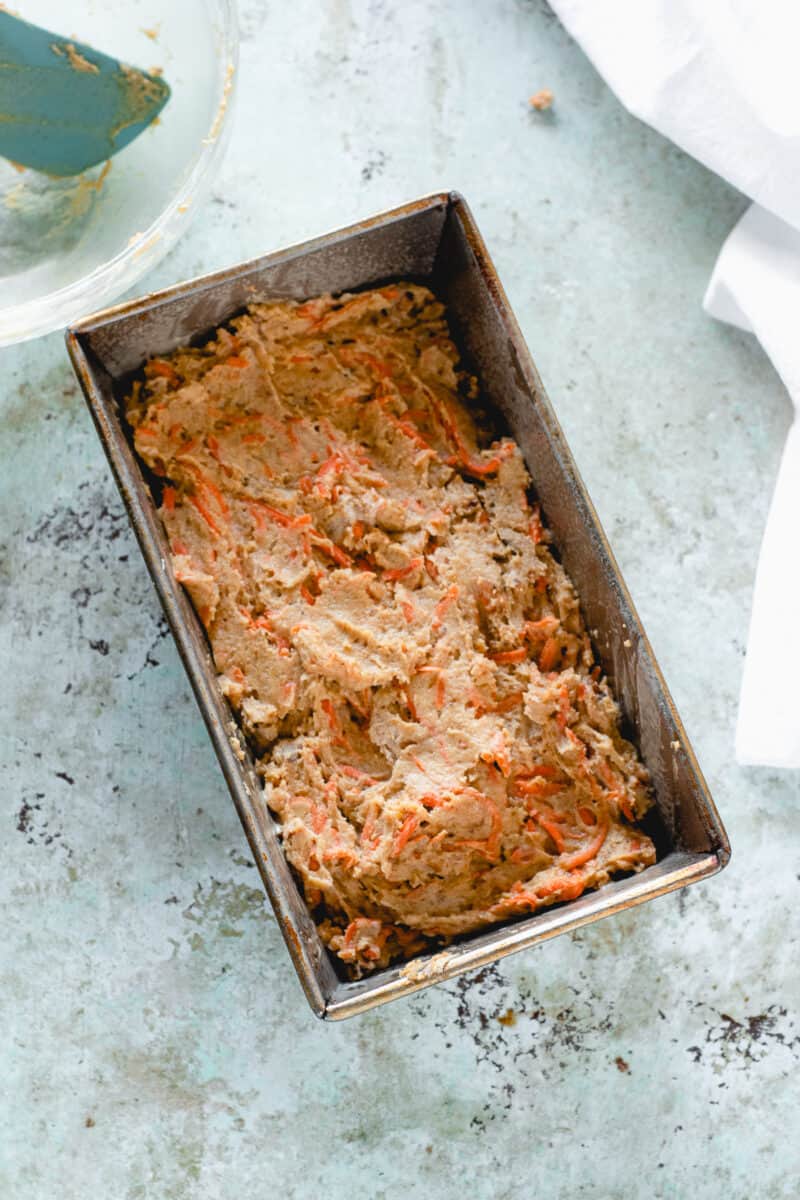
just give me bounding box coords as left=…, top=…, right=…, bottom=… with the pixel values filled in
left=66, top=191, right=730, bottom=1019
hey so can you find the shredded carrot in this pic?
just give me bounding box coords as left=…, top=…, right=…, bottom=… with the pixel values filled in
left=514, top=777, right=564, bottom=798
left=310, top=531, right=352, bottom=567
left=321, top=698, right=338, bottom=731
left=561, top=823, right=608, bottom=870
left=360, top=815, right=378, bottom=848
left=383, top=557, right=422, bottom=582
left=352, top=521, right=365, bottom=540
left=397, top=418, right=432, bottom=449
left=432, top=584, right=459, bottom=630
left=402, top=684, right=418, bottom=723
left=314, top=453, right=346, bottom=486
left=492, top=692, right=524, bottom=714
left=342, top=920, right=358, bottom=946
left=392, top=814, right=419, bottom=856
left=339, top=764, right=376, bottom=783
left=489, top=646, right=527, bottom=665
left=171, top=538, right=189, bottom=556
left=454, top=453, right=504, bottom=477
left=188, top=492, right=220, bottom=535
left=241, top=609, right=291, bottom=657
left=436, top=736, right=452, bottom=765
left=420, top=793, right=447, bottom=809
left=345, top=689, right=371, bottom=722
left=184, top=464, right=229, bottom=518
left=618, top=796, right=635, bottom=822
left=524, top=616, right=559, bottom=639
left=454, top=794, right=503, bottom=862
left=340, top=347, right=394, bottom=378
left=300, top=585, right=316, bottom=605
left=435, top=674, right=446, bottom=710
left=249, top=500, right=294, bottom=527
left=162, top=486, right=176, bottom=512
left=136, top=427, right=158, bottom=440
left=400, top=599, right=416, bottom=623
left=565, top=727, right=588, bottom=759
left=248, top=503, right=267, bottom=531
left=535, top=577, right=548, bottom=594
left=147, top=359, right=180, bottom=384
left=578, top=805, right=598, bottom=826
left=226, top=355, right=249, bottom=368
left=481, top=730, right=511, bottom=777
left=309, top=804, right=328, bottom=834
left=538, top=637, right=561, bottom=672
left=498, top=886, right=540, bottom=912
left=424, top=557, right=439, bottom=582
left=517, top=763, right=559, bottom=779
left=536, top=875, right=586, bottom=902
left=242, top=432, right=266, bottom=445
left=323, top=847, right=358, bottom=868
left=537, top=818, right=566, bottom=853
left=220, top=412, right=260, bottom=428
left=295, top=301, right=320, bottom=320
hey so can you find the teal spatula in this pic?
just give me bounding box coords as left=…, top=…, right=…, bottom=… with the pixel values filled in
left=0, top=11, right=170, bottom=176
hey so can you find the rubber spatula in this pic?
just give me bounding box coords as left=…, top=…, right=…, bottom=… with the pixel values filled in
left=0, top=10, right=170, bottom=176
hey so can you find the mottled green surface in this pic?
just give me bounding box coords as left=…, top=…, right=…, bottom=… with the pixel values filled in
left=1, top=2, right=798, bottom=1197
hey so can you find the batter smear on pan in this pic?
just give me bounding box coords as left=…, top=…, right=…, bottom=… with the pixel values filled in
left=127, top=284, right=656, bottom=973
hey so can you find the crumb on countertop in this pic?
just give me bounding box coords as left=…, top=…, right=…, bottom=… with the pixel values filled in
left=529, top=89, right=554, bottom=111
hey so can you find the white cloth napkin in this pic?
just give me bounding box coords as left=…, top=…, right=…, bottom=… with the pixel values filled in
left=549, top=0, right=800, bottom=766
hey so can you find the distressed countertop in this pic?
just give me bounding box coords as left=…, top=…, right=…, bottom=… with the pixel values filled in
left=1, top=2, right=797, bottom=1197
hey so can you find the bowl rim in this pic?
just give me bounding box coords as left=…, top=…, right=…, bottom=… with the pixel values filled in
left=0, top=0, right=239, bottom=348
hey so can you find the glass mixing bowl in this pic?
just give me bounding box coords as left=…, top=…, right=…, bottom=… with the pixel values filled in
left=0, top=0, right=238, bottom=346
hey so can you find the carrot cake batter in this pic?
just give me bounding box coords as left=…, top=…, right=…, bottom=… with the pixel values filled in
left=127, top=283, right=656, bottom=973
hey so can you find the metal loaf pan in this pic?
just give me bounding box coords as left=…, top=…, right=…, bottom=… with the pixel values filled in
left=66, top=192, right=730, bottom=1019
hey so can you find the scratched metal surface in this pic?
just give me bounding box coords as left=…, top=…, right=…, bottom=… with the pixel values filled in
left=1, top=1, right=797, bottom=1196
